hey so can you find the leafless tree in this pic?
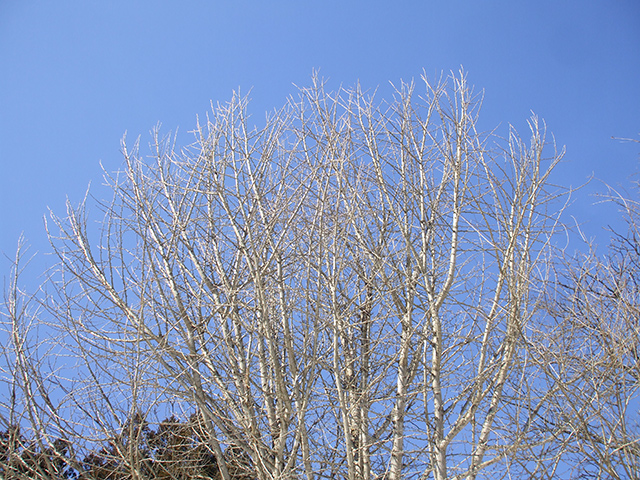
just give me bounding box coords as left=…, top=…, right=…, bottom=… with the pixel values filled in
left=282, top=73, right=567, bottom=480
left=523, top=175, right=640, bottom=479
left=0, top=241, right=75, bottom=479
left=3, top=71, right=572, bottom=479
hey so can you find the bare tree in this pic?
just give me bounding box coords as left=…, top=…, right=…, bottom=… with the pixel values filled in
left=0, top=241, right=76, bottom=479
left=524, top=178, right=640, bottom=479
left=3, top=71, right=571, bottom=479
left=314, top=73, right=566, bottom=480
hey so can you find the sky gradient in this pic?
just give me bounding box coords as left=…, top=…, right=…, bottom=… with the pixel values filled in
left=1, top=1, right=639, bottom=275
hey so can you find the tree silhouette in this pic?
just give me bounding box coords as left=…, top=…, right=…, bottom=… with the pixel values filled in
left=0, top=425, right=71, bottom=479
left=79, top=412, right=255, bottom=480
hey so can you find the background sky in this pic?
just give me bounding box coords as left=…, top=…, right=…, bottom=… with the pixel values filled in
left=1, top=1, right=639, bottom=280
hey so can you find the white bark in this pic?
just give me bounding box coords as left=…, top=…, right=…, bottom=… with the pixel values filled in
left=2, top=71, right=573, bottom=480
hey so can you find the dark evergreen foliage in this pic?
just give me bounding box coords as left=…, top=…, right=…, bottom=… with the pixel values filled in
left=0, top=413, right=255, bottom=480
left=0, top=425, right=71, bottom=479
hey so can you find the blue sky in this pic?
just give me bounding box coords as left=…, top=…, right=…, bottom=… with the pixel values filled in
left=1, top=1, right=639, bottom=272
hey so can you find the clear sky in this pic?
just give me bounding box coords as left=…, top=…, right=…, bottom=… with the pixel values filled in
left=1, top=1, right=639, bottom=273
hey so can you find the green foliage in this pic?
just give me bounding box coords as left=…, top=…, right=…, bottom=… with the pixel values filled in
left=1, top=413, right=255, bottom=480
left=0, top=425, right=71, bottom=479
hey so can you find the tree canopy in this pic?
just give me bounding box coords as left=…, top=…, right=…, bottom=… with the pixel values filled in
left=1, top=72, right=638, bottom=480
